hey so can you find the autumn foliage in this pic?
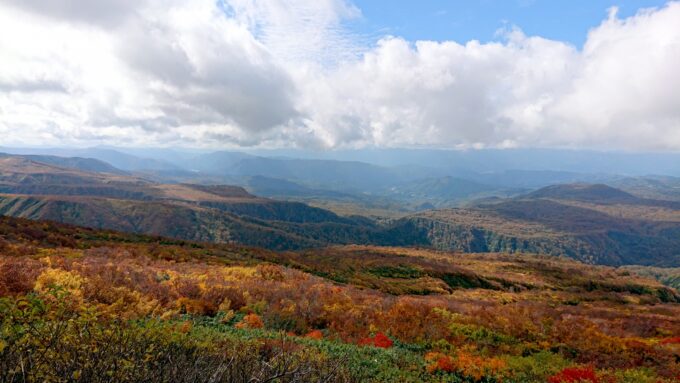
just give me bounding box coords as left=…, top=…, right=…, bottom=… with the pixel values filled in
left=660, top=337, right=680, bottom=345
left=358, top=332, right=393, bottom=348
left=236, top=313, right=264, bottom=329
left=425, top=351, right=506, bottom=381
left=305, top=329, right=324, bottom=340
left=0, top=216, right=679, bottom=382
left=548, top=367, right=599, bottom=383
left=425, top=352, right=455, bottom=373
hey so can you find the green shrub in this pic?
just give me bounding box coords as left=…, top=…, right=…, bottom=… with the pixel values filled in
left=502, top=351, right=571, bottom=383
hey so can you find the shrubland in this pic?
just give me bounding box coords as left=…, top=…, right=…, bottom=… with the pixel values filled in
left=0, top=216, right=678, bottom=382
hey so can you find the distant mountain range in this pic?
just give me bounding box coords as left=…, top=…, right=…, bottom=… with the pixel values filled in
left=4, top=146, right=680, bottom=203
left=240, top=148, right=680, bottom=177
left=0, top=151, right=679, bottom=266
left=0, top=147, right=181, bottom=172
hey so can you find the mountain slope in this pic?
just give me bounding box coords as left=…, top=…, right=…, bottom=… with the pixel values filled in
left=387, top=184, right=680, bottom=266
left=0, top=194, right=386, bottom=250
left=610, top=175, right=680, bottom=202
left=0, top=153, right=127, bottom=175
left=526, top=183, right=639, bottom=203
left=0, top=154, right=383, bottom=250
left=1, top=215, right=679, bottom=382
left=384, top=176, right=516, bottom=207
left=231, top=157, right=405, bottom=191
left=0, top=147, right=181, bottom=172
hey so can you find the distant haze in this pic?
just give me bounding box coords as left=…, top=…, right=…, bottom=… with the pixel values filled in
left=3, top=146, right=680, bottom=178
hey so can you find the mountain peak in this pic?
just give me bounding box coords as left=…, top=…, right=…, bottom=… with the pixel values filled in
left=526, top=183, right=638, bottom=203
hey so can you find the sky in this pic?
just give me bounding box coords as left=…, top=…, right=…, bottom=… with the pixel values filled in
left=350, top=0, right=667, bottom=47
left=0, top=0, right=679, bottom=151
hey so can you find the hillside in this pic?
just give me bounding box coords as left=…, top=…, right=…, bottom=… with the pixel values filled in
left=383, top=176, right=515, bottom=208
left=611, top=176, right=680, bottom=202
left=526, top=183, right=640, bottom=203
left=0, top=152, right=127, bottom=175
left=0, top=193, right=394, bottom=251
left=388, top=184, right=680, bottom=266
left=0, top=154, right=384, bottom=250
left=527, top=183, right=680, bottom=209
left=0, top=147, right=182, bottom=172
left=0, top=216, right=679, bottom=382
left=231, top=157, right=408, bottom=191
left=1, top=155, right=680, bottom=266
left=243, top=176, right=411, bottom=219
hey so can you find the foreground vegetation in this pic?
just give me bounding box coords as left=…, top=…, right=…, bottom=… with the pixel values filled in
left=0, top=217, right=679, bottom=382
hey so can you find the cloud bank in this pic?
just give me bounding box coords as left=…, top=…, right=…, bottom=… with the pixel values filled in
left=0, top=0, right=679, bottom=150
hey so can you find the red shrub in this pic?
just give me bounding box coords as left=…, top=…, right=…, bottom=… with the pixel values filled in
left=425, top=352, right=455, bottom=373
left=660, top=337, right=680, bottom=345
left=373, top=332, right=394, bottom=348
left=548, top=367, right=598, bottom=383
left=358, top=332, right=393, bottom=348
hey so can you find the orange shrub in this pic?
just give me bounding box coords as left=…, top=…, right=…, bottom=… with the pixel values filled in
left=425, top=351, right=506, bottom=381
left=236, top=313, right=264, bottom=329
left=179, top=320, right=193, bottom=333
left=305, top=330, right=324, bottom=340
left=377, top=298, right=450, bottom=343
left=175, top=297, right=217, bottom=316
left=257, top=264, right=285, bottom=281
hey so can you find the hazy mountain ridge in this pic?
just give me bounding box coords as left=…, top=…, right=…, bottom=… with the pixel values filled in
left=5, top=147, right=680, bottom=206
left=609, top=176, right=680, bottom=202
left=0, top=147, right=180, bottom=172
left=0, top=152, right=127, bottom=175
left=0, top=152, right=679, bottom=265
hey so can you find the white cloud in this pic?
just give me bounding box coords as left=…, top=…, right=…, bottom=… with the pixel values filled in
left=225, top=0, right=362, bottom=64
left=545, top=4, right=680, bottom=150
left=300, top=33, right=579, bottom=148
left=0, top=0, right=679, bottom=150
left=0, top=0, right=300, bottom=146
